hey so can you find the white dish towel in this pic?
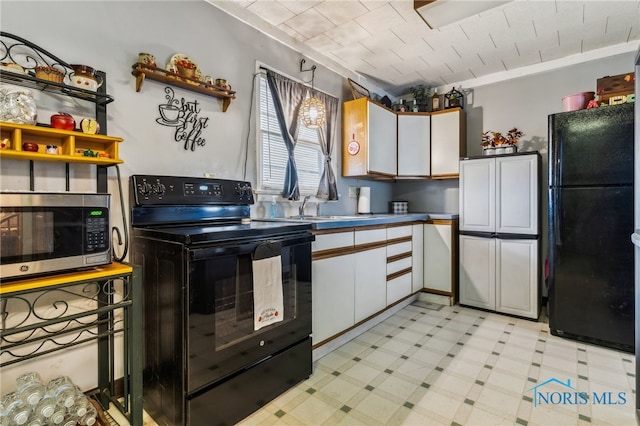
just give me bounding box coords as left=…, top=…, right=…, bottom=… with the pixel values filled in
left=253, top=245, right=283, bottom=331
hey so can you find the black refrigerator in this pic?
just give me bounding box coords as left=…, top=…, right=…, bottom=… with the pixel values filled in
left=548, top=102, right=635, bottom=352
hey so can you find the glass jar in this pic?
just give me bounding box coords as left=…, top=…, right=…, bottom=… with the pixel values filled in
left=0, top=392, right=30, bottom=426
left=0, top=85, right=37, bottom=125
left=45, top=376, right=77, bottom=409
left=16, top=371, right=45, bottom=406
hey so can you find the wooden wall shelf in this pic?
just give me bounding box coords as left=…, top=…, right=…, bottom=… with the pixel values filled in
left=131, top=63, right=236, bottom=112
left=0, top=122, right=123, bottom=165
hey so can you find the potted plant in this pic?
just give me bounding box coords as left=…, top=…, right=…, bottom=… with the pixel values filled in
left=481, top=127, right=523, bottom=155
left=409, top=84, right=432, bottom=112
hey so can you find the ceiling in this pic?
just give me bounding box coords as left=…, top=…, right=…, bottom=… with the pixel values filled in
left=211, top=0, right=640, bottom=96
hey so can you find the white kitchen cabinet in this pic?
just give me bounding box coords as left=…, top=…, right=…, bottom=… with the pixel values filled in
left=496, top=239, right=539, bottom=318
left=431, top=108, right=466, bottom=178
left=459, top=235, right=539, bottom=319
left=397, top=113, right=430, bottom=177
left=354, top=229, right=387, bottom=323
left=386, top=225, right=413, bottom=304
left=459, top=234, right=495, bottom=310
left=460, top=154, right=538, bottom=235
left=459, top=157, right=495, bottom=233
left=495, top=154, right=539, bottom=235
left=424, top=219, right=459, bottom=303
left=312, top=254, right=355, bottom=345
left=412, top=224, right=424, bottom=292
left=342, top=98, right=397, bottom=178
left=459, top=153, right=540, bottom=319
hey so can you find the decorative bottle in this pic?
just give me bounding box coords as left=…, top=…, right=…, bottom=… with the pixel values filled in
left=431, top=88, right=439, bottom=111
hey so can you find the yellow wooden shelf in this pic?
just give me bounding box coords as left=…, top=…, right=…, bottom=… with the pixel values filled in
left=0, top=122, right=123, bottom=164
left=0, top=261, right=134, bottom=295
left=131, top=63, right=236, bottom=112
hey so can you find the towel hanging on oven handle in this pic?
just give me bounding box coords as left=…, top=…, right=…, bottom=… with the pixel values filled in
left=253, top=240, right=282, bottom=260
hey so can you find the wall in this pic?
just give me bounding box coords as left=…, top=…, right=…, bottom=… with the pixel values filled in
left=0, top=0, right=394, bottom=394
left=0, top=1, right=393, bottom=212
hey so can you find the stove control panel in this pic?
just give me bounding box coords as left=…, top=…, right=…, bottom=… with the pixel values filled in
left=131, top=175, right=255, bottom=205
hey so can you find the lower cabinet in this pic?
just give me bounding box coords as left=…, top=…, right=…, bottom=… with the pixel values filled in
left=386, top=226, right=413, bottom=305
left=496, top=238, right=539, bottom=318
left=412, top=224, right=424, bottom=292
left=459, top=235, right=539, bottom=319
left=312, top=254, right=355, bottom=344
left=354, top=229, right=387, bottom=323
left=423, top=219, right=458, bottom=302
left=312, top=224, right=418, bottom=346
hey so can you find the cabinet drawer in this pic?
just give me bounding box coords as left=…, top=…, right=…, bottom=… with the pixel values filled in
left=387, top=272, right=412, bottom=303
left=387, top=226, right=412, bottom=239
left=387, top=256, right=412, bottom=275
left=355, top=229, right=386, bottom=245
left=387, top=241, right=412, bottom=257
left=313, top=232, right=354, bottom=252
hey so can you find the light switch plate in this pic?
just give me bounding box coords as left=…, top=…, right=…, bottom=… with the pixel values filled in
left=348, top=186, right=358, bottom=198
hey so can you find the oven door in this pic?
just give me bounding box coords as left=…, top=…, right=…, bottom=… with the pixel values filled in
left=186, top=231, right=313, bottom=393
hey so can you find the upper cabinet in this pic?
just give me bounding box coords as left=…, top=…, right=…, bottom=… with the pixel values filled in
left=397, top=113, right=430, bottom=177
left=343, top=98, right=397, bottom=179
left=459, top=154, right=539, bottom=235
left=431, top=108, right=466, bottom=178
left=342, top=98, right=466, bottom=180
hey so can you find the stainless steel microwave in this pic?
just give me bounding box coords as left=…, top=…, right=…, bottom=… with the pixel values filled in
left=0, top=192, right=111, bottom=280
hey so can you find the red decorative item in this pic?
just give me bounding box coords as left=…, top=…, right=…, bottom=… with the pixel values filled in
left=50, top=112, right=75, bottom=130
left=586, top=99, right=599, bottom=109
left=22, top=142, right=39, bottom=152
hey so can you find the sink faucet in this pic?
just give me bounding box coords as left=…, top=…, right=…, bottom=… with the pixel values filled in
left=299, top=195, right=311, bottom=217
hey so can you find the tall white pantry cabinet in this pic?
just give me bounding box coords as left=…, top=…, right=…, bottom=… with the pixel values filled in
left=458, top=152, right=541, bottom=319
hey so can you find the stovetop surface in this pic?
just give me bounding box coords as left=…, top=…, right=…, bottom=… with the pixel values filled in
left=132, top=219, right=312, bottom=245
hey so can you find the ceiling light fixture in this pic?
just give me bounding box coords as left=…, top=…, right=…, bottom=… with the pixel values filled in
left=414, top=0, right=511, bottom=29
left=298, top=59, right=326, bottom=129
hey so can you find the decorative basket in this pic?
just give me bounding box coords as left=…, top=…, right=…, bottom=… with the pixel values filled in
left=34, top=66, right=64, bottom=83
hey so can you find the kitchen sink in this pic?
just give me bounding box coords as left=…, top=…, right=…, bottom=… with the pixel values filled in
left=287, top=215, right=368, bottom=220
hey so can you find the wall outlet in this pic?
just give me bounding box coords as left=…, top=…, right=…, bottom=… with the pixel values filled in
left=203, top=172, right=216, bottom=178
left=348, top=186, right=358, bottom=198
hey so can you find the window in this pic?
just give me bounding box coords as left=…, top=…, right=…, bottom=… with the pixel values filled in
left=257, top=74, right=323, bottom=194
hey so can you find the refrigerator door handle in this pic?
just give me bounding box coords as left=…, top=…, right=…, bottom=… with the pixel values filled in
left=549, top=115, right=562, bottom=187
left=553, top=189, right=562, bottom=246
left=632, top=232, right=640, bottom=247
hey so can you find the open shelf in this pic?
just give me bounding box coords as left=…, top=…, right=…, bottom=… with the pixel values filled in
left=0, top=122, right=123, bottom=165
left=0, top=70, right=114, bottom=105
left=131, top=63, right=236, bottom=112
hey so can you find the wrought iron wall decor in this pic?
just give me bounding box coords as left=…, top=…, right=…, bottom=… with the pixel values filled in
left=156, top=87, right=210, bottom=152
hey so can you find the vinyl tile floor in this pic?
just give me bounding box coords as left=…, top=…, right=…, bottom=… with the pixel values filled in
left=239, top=302, right=636, bottom=426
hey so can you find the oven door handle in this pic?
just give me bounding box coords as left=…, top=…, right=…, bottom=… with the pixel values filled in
left=189, top=233, right=314, bottom=260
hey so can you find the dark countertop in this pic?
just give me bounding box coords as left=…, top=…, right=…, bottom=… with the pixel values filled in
left=256, top=213, right=458, bottom=230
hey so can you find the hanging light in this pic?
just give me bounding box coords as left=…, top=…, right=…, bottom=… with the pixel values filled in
left=298, top=59, right=326, bottom=129
left=300, top=95, right=326, bottom=128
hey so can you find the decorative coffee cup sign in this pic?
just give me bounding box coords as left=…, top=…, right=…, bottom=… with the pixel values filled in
left=156, top=87, right=210, bottom=152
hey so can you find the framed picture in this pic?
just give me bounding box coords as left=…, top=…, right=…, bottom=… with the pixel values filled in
left=348, top=78, right=370, bottom=100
